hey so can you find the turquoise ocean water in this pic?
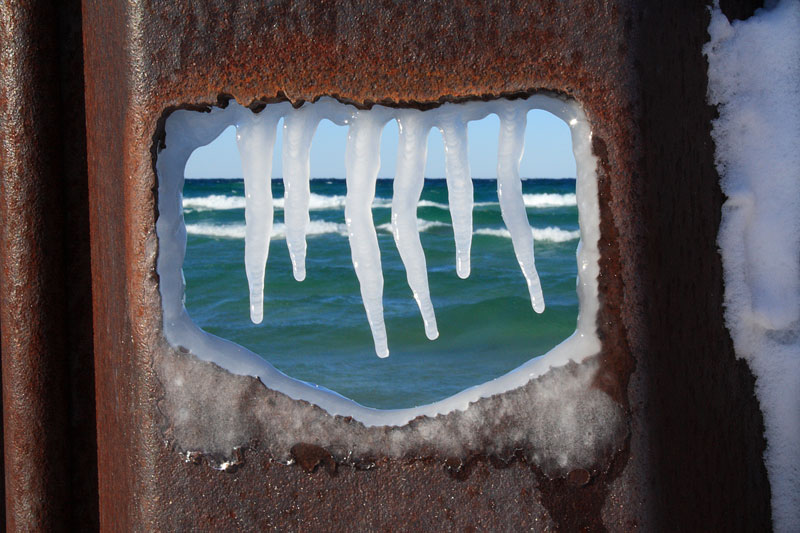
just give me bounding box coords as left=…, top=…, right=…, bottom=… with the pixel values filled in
left=182, top=178, right=579, bottom=409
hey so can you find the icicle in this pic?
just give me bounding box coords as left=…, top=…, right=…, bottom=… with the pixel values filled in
left=345, top=109, right=391, bottom=357
left=392, top=110, right=439, bottom=340
left=236, top=110, right=281, bottom=324
left=496, top=101, right=545, bottom=313
left=438, top=104, right=474, bottom=278
left=230, top=98, right=547, bottom=353
left=282, top=106, right=321, bottom=281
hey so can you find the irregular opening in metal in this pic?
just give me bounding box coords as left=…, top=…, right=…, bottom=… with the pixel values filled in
left=156, top=94, right=601, bottom=426
left=182, top=112, right=579, bottom=409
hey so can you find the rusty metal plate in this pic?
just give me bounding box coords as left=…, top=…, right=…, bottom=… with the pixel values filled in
left=74, top=0, right=769, bottom=531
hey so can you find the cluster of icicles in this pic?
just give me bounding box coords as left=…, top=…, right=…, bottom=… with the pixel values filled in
left=231, top=97, right=547, bottom=358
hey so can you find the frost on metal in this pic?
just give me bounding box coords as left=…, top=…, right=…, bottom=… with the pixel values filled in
left=705, top=2, right=800, bottom=530
left=154, top=93, right=623, bottom=472
left=157, top=348, right=624, bottom=476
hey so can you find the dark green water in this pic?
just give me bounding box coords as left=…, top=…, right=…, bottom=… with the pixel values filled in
left=182, top=178, right=578, bottom=408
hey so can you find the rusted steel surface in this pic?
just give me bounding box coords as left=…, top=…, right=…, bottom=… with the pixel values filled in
left=0, top=0, right=96, bottom=530
left=0, top=297, right=4, bottom=531
left=75, top=0, right=771, bottom=531
left=633, top=2, right=771, bottom=530
left=161, top=449, right=560, bottom=531
left=82, top=0, right=151, bottom=530
left=156, top=347, right=626, bottom=530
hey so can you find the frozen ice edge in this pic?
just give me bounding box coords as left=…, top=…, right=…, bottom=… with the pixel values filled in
left=155, top=93, right=601, bottom=428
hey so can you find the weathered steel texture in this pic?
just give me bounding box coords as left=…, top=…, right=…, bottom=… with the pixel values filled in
left=160, top=448, right=558, bottom=531
left=0, top=289, right=4, bottom=531
left=634, top=1, right=771, bottom=530
left=58, top=0, right=100, bottom=529
left=0, top=0, right=67, bottom=529
left=156, top=347, right=626, bottom=530
left=0, top=0, right=96, bottom=530
left=76, top=0, right=772, bottom=531
left=84, top=1, right=634, bottom=530
left=81, top=0, right=155, bottom=529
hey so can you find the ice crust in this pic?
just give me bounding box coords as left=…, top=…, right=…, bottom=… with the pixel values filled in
left=705, top=2, right=800, bottom=530
left=157, top=349, right=624, bottom=477
left=156, top=94, right=602, bottom=427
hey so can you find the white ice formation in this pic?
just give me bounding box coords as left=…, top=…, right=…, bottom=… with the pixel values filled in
left=156, top=94, right=601, bottom=426
left=705, top=2, right=800, bottom=530
left=235, top=104, right=286, bottom=324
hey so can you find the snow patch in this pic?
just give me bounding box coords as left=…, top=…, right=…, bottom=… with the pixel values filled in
left=705, top=2, right=800, bottom=529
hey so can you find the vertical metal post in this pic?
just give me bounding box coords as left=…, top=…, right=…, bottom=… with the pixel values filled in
left=0, top=0, right=96, bottom=530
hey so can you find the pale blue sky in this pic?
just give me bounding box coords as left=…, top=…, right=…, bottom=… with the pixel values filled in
left=185, top=109, right=576, bottom=179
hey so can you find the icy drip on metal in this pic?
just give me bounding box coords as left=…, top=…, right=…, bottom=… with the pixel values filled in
left=496, top=100, right=545, bottom=312
left=392, top=109, right=439, bottom=340
left=233, top=97, right=550, bottom=357
left=235, top=105, right=286, bottom=323
left=156, top=94, right=602, bottom=426
left=281, top=99, right=350, bottom=282
left=438, top=104, right=474, bottom=279
left=344, top=108, right=393, bottom=357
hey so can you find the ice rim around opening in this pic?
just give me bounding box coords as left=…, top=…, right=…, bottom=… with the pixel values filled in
left=155, top=93, right=601, bottom=427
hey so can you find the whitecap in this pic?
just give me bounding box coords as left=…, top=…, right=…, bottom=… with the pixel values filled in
left=473, top=193, right=576, bottom=209
left=186, top=223, right=247, bottom=239
left=185, top=221, right=348, bottom=240
left=376, top=220, right=450, bottom=234
left=183, top=195, right=246, bottom=211
left=474, top=226, right=580, bottom=243
left=182, top=192, right=575, bottom=213
left=523, top=193, right=577, bottom=208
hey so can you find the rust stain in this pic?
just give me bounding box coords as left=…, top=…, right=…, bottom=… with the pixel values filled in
left=291, top=444, right=337, bottom=475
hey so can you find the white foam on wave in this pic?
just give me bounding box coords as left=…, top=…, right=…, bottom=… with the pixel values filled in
left=183, top=195, right=246, bottom=211
left=276, top=193, right=351, bottom=210
left=475, top=226, right=580, bottom=243
left=375, top=220, right=450, bottom=234
left=286, top=221, right=349, bottom=238
left=472, top=193, right=575, bottom=209
left=187, top=220, right=348, bottom=240
left=184, top=193, right=397, bottom=212
left=186, top=223, right=247, bottom=239
left=523, top=193, right=577, bottom=208
left=417, top=199, right=450, bottom=209
left=183, top=192, right=575, bottom=213
left=188, top=220, right=578, bottom=243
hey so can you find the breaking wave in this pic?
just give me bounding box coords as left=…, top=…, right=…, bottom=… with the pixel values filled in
left=188, top=221, right=578, bottom=243
left=182, top=192, right=575, bottom=213
left=474, top=226, right=580, bottom=243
